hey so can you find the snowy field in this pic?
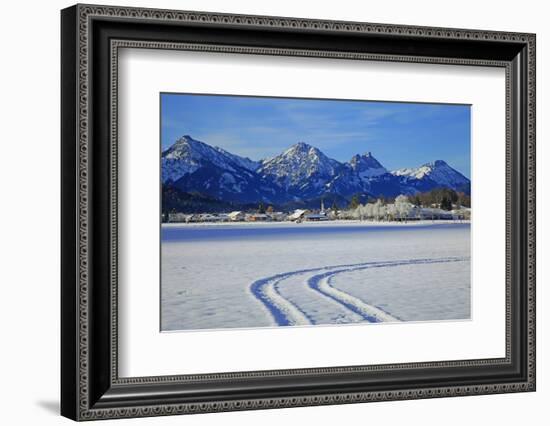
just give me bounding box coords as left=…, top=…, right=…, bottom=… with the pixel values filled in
left=161, top=222, right=471, bottom=331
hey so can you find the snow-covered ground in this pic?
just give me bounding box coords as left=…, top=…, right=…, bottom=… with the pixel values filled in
left=162, top=219, right=470, bottom=228
left=161, top=222, right=470, bottom=331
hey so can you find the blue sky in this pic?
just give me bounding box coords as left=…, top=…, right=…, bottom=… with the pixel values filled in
left=161, top=93, right=471, bottom=178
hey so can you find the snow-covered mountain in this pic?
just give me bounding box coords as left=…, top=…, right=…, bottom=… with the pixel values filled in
left=161, top=135, right=470, bottom=209
left=162, top=135, right=284, bottom=204
left=258, top=142, right=342, bottom=199
left=349, top=152, right=387, bottom=179
left=326, top=152, right=413, bottom=198
left=392, top=160, right=470, bottom=192
left=162, top=135, right=259, bottom=183
left=212, top=146, right=261, bottom=172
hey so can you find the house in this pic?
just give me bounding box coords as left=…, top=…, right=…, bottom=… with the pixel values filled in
left=227, top=211, right=244, bottom=221
left=306, top=200, right=331, bottom=221
left=403, top=206, right=422, bottom=220
left=267, top=211, right=287, bottom=221
left=246, top=213, right=270, bottom=222
left=450, top=208, right=471, bottom=220
left=418, top=208, right=454, bottom=220
left=167, top=212, right=188, bottom=223
left=185, top=214, right=200, bottom=223
left=305, top=213, right=329, bottom=221
left=199, top=213, right=226, bottom=222
left=288, top=209, right=308, bottom=221
left=217, top=214, right=230, bottom=222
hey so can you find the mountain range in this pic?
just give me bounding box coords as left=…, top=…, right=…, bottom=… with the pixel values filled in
left=162, top=135, right=470, bottom=212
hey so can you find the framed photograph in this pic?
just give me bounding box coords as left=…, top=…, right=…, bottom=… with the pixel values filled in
left=61, top=4, right=536, bottom=421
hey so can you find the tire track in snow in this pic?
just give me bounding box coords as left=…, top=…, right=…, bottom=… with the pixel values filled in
left=250, top=257, right=468, bottom=326
left=249, top=269, right=318, bottom=326
left=308, top=257, right=467, bottom=323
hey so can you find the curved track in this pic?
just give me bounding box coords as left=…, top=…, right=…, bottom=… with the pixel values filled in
left=250, top=257, right=468, bottom=326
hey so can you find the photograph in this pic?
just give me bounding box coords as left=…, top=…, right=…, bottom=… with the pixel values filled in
left=160, top=93, right=472, bottom=332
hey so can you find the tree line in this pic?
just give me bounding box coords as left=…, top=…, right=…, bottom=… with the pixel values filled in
left=347, top=188, right=470, bottom=211
left=408, top=188, right=470, bottom=210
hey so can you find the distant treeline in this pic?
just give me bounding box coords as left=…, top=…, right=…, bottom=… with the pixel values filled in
left=163, top=183, right=470, bottom=215
left=408, top=188, right=471, bottom=210
left=347, top=188, right=470, bottom=211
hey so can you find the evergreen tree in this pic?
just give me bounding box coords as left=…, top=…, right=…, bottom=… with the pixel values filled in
left=258, top=202, right=266, bottom=214
left=409, top=194, right=422, bottom=207
left=440, top=196, right=453, bottom=211
left=457, top=192, right=471, bottom=208
left=349, top=195, right=360, bottom=210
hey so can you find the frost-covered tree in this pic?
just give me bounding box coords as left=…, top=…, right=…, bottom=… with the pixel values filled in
left=353, top=203, right=372, bottom=221
left=372, top=199, right=386, bottom=221
left=395, top=194, right=413, bottom=220
left=380, top=205, right=387, bottom=221
left=395, top=194, right=409, bottom=204
left=364, top=203, right=374, bottom=220
left=352, top=204, right=362, bottom=220
left=386, top=203, right=397, bottom=221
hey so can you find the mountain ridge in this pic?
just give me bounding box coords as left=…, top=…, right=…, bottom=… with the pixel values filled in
left=162, top=135, right=470, bottom=210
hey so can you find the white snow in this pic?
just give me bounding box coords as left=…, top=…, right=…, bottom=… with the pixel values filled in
left=258, top=142, right=341, bottom=190
left=213, top=146, right=260, bottom=171
left=357, top=168, right=388, bottom=179
left=161, top=158, right=200, bottom=183
left=332, top=260, right=469, bottom=321
left=161, top=222, right=471, bottom=331
left=219, top=172, right=243, bottom=193
left=349, top=152, right=388, bottom=179
left=161, top=135, right=257, bottom=183
left=392, top=160, right=469, bottom=188
left=393, top=166, right=430, bottom=179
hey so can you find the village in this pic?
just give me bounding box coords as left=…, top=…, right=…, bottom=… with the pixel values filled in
left=164, top=195, right=471, bottom=224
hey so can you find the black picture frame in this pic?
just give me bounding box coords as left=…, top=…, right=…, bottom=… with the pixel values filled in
left=61, top=4, right=536, bottom=421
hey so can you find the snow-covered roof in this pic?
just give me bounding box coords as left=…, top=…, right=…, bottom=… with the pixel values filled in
left=289, top=209, right=308, bottom=220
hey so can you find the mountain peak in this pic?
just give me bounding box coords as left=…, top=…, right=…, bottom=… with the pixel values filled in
left=350, top=151, right=378, bottom=161
left=162, top=134, right=260, bottom=183
left=175, top=134, right=195, bottom=144
left=277, top=142, right=329, bottom=163
left=348, top=152, right=387, bottom=178
left=164, top=135, right=194, bottom=155
left=392, top=160, right=469, bottom=190
left=423, top=159, right=448, bottom=168
left=259, top=142, right=341, bottom=194
left=165, top=134, right=202, bottom=151
left=162, top=136, right=471, bottom=207
left=286, top=142, right=316, bottom=154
